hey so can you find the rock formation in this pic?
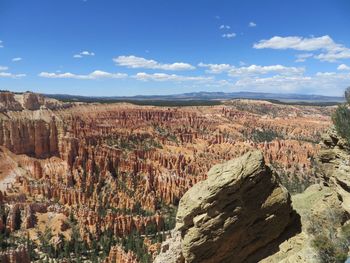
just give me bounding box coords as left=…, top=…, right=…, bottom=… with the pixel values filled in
left=22, top=92, right=43, bottom=110
left=0, top=246, right=30, bottom=263
left=260, top=128, right=350, bottom=262
left=156, top=151, right=296, bottom=263
left=103, top=245, right=139, bottom=263
left=0, top=92, right=23, bottom=112
left=0, top=91, right=69, bottom=112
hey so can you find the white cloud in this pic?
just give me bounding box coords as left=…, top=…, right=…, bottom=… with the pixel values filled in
left=254, top=35, right=350, bottom=62
left=222, top=33, right=236, bottom=39
left=219, top=25, right=230, bottom=30
left=198, top=63, right=232, bottom=74
left=198, top=63, right=304, bottom=76
left=295, top=53, right=313, bottom=62
left=134, top=72, right=212, bottom=82
left=0, top=40, right=3, bottom=48
left=73, top=50, right=95, bottom=58
left=0, top=65, right=25, bottom=78
left=315, top=49, right=350, bottom=62
left=337, top=64, right=350, bottom=71
left=228, top=64, right=304, bottom=77
left=235, top=75, right=312, bottom=91
left=233, top=71, right=350, bottom=95
left=248, top=22, right=256, bottom=27
left=12, top=57, right=22, bottom=62
left=0, top=72, right=26, bottom=78
left=113, top=55, right=195, bottom=71
left=39, top=70, right=127, bottom=79
left=253, top=35, right=337, bottom=51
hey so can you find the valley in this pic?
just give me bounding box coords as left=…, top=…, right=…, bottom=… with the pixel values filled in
left=0, top=91, right=334, bottom=262
left=0, top=93, right=334, bottom=262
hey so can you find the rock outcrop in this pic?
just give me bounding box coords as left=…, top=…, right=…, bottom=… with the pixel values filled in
left=156, top=151, right=296, bottom=263
left=22, top=92, right=43, bottom=110
left=0, top=118, right=59, bottom=158
left=0, top=91, right=70, bottom=112
left=316, top=128, right=350, bottom=213
left=0, top=246, right=30, bottom=263
left=103, top=245, right=138, bottom=263
left=154, top=230, right=184, bottom=263
left=0, top=92, right=23, bottom=112
left=261, top=128, right=350, bottom=262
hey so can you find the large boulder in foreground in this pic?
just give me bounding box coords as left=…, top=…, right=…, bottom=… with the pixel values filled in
left=156, top=151, right=296, bottom=263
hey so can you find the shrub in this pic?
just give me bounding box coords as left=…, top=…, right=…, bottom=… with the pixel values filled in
left=345, top=86, right=350, bottom=104
left=332, top=104, right=350, bottom=143
left=312, top=234, right=348, bottom=263
left=307, top=207, right=349, bottom=263
left=250, top=129, right=281, bottom=143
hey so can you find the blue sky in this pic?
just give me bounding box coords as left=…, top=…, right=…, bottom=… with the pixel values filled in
left=1, top=0, right=350, bottom=96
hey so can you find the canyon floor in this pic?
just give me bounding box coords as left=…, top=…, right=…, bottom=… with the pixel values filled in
left=0, top=91, right=336, bottom=262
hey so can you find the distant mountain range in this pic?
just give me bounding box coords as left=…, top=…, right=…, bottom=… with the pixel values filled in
left=45, top=91, right=344, bottom=103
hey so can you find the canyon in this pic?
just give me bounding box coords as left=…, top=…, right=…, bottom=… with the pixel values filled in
left=0, top=91, right=335, bottom=262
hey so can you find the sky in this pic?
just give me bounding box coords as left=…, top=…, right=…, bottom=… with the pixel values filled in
left=1, top=0, right=350, bottom=96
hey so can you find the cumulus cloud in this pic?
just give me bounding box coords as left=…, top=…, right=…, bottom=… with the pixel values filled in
left=254, top=35, right=337, bottom=51
left=198, top=63, right=304, bottom=76
left=295, top=53, right=313, bottom=62
left=337, top=64, right=350, bottom=71
left=39, top=70, right=127, bottom=79
left=12, top=57, right=22, bottom=62
left=228, top=64, right=304, bottom=77
left=234, top=71, right=350, bottom=95
left=0, top=65, right=25, bottom=78
left=248, top=22, right=256, bottom=27
left=73, top=50, right=95, bottom=58
left=254, top=35, right=350, bottom=62
left=134, top=72, right=212, bottom=82
left=113, top=55, right=195, bottom=71
left=235, top=75, right=312, bottom=91
left=219, top=25, right=230, bottom=29
left=315, top=49, right=350, bottom=62
left=0, top=72, right=26, bottom=78
left=198, top=63, right=232, bottom=74
left=222, top=33, right=236, bottom=39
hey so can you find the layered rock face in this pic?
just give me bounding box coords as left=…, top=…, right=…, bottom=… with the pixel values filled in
left=316, top=128, right=350, bottom=212
left=0, top=118, right=59, bottom=158
left=156, top=151, right=296, bottom=263
left=0, top=92, right=23, bottom=112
